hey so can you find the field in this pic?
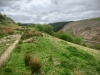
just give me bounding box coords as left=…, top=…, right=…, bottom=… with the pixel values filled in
left=0, top=32, right=100, bottom=75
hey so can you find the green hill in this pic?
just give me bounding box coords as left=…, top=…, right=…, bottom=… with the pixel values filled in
left=0, top=13, right=17, bottom=27
left=49, top=21, right=72, bottom=32
left=0, top=29, right=100, bottom=75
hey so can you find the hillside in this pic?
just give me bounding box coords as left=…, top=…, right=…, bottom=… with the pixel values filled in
left=0, top=14, right=100, bottom=75
left=0, top=29, right=100, bottom=75
left=62, top=17, right=100, bottom=48
left=49, top=21, right=72, bottom=32
left=0, top=13, right=18, bottom=28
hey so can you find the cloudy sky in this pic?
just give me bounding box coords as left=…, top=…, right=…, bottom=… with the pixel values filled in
left=0, top=0, right=100, bottom=23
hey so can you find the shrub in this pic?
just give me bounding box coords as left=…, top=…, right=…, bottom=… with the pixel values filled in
left=43, top=25, right=55, bottom=35
left=34, top=24, right=44, bottom=31
left=57, top=32, right=74, bottom=42
left=29, top=56, right=42, bottom=74
left=24, top=53, right=32, bottom=66
left=17, top=22, right=22, bottom=26
left=5, top=67, right=12, bottom=73
left=74, top=36, right=82, bottom=45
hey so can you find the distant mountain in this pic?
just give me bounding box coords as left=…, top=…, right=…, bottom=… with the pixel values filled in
left=62, top=17, right=100, bottom=48
left=49, top=21, right=73, bottom=32
left=22, top=23, right=35, bottom=26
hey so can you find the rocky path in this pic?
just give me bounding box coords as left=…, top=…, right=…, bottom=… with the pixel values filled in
left=0, top=34, right=21, bottom=67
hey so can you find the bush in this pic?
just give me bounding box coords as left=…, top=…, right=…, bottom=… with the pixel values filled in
left=74, top=36, right=82, bottom=45
left=17, top=22, right=22, bottom=26
left=5, top=67, right=12, bottom=73
left=34, top=24, right=55, bottom=35
left=34, top=24, right=44, bottom=31
left=29, top=56, right=42, bottom=74
left=24, top=53, right=32, bottom=66
left=56, top=31, right=74, bottom=42
left=43, top=25, right=54, bottom=35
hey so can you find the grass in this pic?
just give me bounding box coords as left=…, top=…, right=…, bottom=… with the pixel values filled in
left=0, top=33, right=100, bottom=75
left=0, top=26, right=14, bottom=38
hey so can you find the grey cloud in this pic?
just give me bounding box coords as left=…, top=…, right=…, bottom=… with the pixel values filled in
left=0, top=0, right=100, bottom=23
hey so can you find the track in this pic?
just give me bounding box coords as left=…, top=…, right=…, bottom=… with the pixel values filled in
left=0, top=34, right=21, bottom=68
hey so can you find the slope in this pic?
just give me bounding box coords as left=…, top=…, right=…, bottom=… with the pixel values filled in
left=0, top=30, right=100, bottom=75
left=62, top=17, right=100, bottom=48
left=49, top=21, right=72, bottom=32
left=0, top=13, right=18, bottom=28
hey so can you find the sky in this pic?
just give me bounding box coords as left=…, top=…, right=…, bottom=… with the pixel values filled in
left=0, top=0, right=100, bottom=23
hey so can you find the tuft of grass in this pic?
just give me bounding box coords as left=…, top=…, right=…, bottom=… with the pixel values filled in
left=24, top=53, right=33, bottom=66
left=29, top=56, right=42, bottom=74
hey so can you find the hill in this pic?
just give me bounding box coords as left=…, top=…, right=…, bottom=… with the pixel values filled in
left=62, top=17, right=100, bottom=49
left=0, top=13, right=17, bottom=27
left=0, top=13, right=21, bottom=38
left=0, top=28, right=100, bottom=75
left=49, top=21, right=72, bottom=32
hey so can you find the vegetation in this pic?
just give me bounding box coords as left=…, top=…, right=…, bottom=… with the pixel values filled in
left=0, top=13, right=10, bottom=25
left=29, top=56, right=41, bottom=74
left=0, top=28, right=100, bottom=75
left=0, top=15, right=100, bottom=75
left=49, top=21, right=72, bottom=32
left=24, top=52, right=32, bottom=66
left=17, top=22, right=22, bottom=26
left=0, top=26, right=14, bottom=38
left=34, top=24, right=55, bottom=35
left=55, top=30, right=86, bottom=46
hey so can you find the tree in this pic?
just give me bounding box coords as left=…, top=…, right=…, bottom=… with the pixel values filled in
left=35, top=24, right=44, bottom=31
left=43, top=24, right=54, bottom=35
left=17, top=22, right=22, bottom=26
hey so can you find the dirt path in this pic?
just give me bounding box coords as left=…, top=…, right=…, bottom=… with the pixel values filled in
left=0, top=34, right=21, bottom=67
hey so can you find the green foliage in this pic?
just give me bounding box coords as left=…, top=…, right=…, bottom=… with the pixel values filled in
left=34, top=24, right=55, bottom=35
left=43, top=24, right=54, bottom=35
left=34, top=24, right=44, bottom=31
left=17, top=22, right=22, bottom=26
left=55, top=30, right=86, bottom=46
left=5, top=67, right=12, bottom=73
left=24, top=53, right=32, bottom=66
left=56, top=30, right=74, bottom=43
left=74, top=36, right=82, bottom=45
left=81, top=42, right=87, bottom=47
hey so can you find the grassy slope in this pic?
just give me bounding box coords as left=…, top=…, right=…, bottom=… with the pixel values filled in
left=0, top=33, right=100, bottom=75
